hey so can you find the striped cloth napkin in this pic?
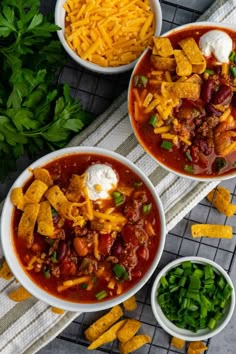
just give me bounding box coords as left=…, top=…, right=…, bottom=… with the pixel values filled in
left=0, top=1, right=235, bottom=353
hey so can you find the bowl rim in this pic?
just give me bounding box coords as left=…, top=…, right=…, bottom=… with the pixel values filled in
left=128, top=21, right=236, bottom=182
left=150, top=256, right=236, bottom=341
left=54, top=0, right=162, bottom=74
left=1, top=146, right=166, bottom=312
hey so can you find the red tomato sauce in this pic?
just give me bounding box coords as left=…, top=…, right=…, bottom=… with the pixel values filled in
left=12, top=154, right=161, bottom=303
left=129, top=26, right=236, bottom=177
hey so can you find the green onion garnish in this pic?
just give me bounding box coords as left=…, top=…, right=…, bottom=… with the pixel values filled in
left=95, top=290, right=108, bottom=300
left=184, top=165, right=194, bottom=174
left=229, top=51, right=236, bottom=62
left=157, top=262, right=232, bottom=332
left=185, top=152, right=192, bottom=162
left=134, top=181, right=143, bottom=188
left=133, top=75, right=148, bottom=88
left=204, top=69, right=214, bottom=75
left=43, top=268, right=50, bottom=279
left=208, top=318, right=217, bottom=330
left=113, top=263, right=128, bottom=279
left=232, top=162, right=236, bottom=167
left=160, top=276, right=169, bottom=289
left=51, top=208, right=58, bottom=218
left=230, top=65, right=236, bottom=78
left=213, top=157, right=226, bottom=172
left=143, top=203, right=152, bottom=214
left=112, top=191, right=125, bottom=206
left=51, top=251, right=57, bottom=263
left=149, top=115, right=157, bottom=127
left=161, top=140, right=173, bottom=151
left=81, top=283, right=88, bottom=289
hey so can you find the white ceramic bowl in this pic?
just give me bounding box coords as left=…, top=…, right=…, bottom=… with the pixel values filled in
left=128, top=22, right=236, bottom=181
left=151, top=256, right=235, bottom=341
left=1, top=146, right=166, bottom=312
left=55, top=0, right=162, bottom=74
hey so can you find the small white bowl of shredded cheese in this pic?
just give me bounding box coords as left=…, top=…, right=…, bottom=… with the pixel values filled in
left=55, top=0, right=162, bottom=74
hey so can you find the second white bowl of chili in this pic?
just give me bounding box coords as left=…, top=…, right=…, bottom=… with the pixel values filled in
left=1, top=146, right=166, bottom=312
left=128, top=22, right=236, bottom=181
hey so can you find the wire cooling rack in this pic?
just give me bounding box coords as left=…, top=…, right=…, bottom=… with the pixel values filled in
left=24, top=1, right=236, bottom=353
left=55, top=178, right=236, bottom=354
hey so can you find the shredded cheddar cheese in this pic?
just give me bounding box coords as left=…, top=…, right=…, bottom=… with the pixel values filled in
left=64, top=0, right=155, bottom=67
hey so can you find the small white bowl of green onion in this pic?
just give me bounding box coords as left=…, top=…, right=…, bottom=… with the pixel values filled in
left=151, top=256, right=235, bottom=341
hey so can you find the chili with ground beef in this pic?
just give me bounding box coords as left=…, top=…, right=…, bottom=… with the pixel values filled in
left=129, top=26, right=236, bottom=177
left=12, top=154, right=161, bottom=303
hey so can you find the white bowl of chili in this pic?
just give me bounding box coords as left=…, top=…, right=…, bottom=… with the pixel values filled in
left=128, top=22, right=236, bottom=180
left=151, top=256, right=235, bottom=341
left=1, top=146, right=166, bottom=312
left=55, top=0, right=162, bottom=74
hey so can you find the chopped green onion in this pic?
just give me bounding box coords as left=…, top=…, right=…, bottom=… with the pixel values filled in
left=143, top=203, right=152, bottom=214
left=230, top=65, right=236, bottom=78
left=178, top=276, right=187, bottom=287
left=184, top=164, right=194, bottom=174
left=229, top=51, right=236, bottom=62
left=193, top=268, right=204, bottom=278
left=95, top=290, right=108, bottom=300
left=185, top=152, right=192, bottom=162
left=81, top=283, right=88, bottom=289
left=157, top=261, right=232, bottom=333
left=217, top=277, right=226, bottom=290
left=51, top=208, right=58, bottom=218
left=208, top=318, right=217, bottom=330
left=133, top=75, right=148, bottom=88
left=112, top=191, right=125, bottom=206
left=204, top=265, right=215, bottom=280
left=149, top=115, right=157, bottom=127
left=43, top=268, right=50, bottom=279
left=170, top=285, right=179, bottom=293
left=204, top=69, right=214, bottom=75
left=113, top=263, right=127, bottom=279
left=188, top=276, right=201, bottom=291
left=161, top=140, right=173, bottom=151
left=213, top=157, right=226, bottom=172
left=182, top=261, right=192, bottom=269
left=134, top=181, right=143, bottom=188
left=160, top=276, right=169, bottom=289
left=232, top=161, right=236, bottom=167
left=174, top=267, right=184, bottom=276
left=112, top=191, right=121, bottom=198
left=51, top=251, right=57, bottom=263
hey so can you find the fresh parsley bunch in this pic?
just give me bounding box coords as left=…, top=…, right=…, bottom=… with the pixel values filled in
left=0, top=0, right=90, bottom=181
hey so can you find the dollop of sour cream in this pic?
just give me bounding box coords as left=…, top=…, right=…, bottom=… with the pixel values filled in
left=85, top=164, right=118, bottom=201
left=199, top=30, right=233, bottom=63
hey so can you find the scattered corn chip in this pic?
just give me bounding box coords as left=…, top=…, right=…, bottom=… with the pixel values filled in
left=0, top=261, right=13, bottom=280
left=207, top=186, right=236, bottom=217
left=123, top=295, right=137, bottom=311
left=119, top=334, right=151, bottom=354
left=191, top=224, right=233, bottom=239
left=51, top=307, right=65, bottom=314
left=84, top=305, right=123, bottom=342
left=8, top=286, right=32, bottom=302
left=88, top=320, right=126, bottom=350
left=117, top=319, right=141, bottom=343
left=171, top=336, right=185, bottom=349
left=188, top=341, right=208, bottom=354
